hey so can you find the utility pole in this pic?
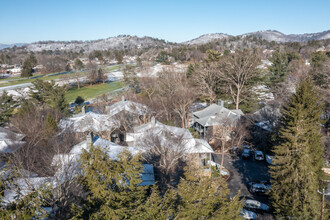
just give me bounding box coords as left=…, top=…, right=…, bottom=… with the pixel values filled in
left=318, top=187, right=330, bottom=220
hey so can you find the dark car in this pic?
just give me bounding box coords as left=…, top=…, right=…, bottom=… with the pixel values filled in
left=241, top=149, right=251, bottom=159
left=244, top=199, right=270, bottom=213
left=248, top=180, right=272, bottom=195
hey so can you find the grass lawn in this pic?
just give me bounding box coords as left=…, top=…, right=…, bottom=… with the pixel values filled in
left=65, top=81, right=124, bottom=103
left=0, top=71, right=85, bottom=88
left=104, top=65, right=121, bottom=72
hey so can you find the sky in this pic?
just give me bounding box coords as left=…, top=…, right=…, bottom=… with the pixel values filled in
left=0, top=0, right=329, bottom=44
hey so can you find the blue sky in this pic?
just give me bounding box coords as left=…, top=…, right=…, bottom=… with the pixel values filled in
left=0, top=0, right=329, bottom=44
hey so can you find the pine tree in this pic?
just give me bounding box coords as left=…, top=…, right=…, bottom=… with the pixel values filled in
left=176, top=167, right=242, bottom=219
left=73, top=146, right=149, bottom=219
left=269, top=78, right=324, bottom=218
left=268, top=49, right=288, bottom=85
left=0, top=165, right=51, bottom=219
left=0, top=91, right=17, bottom=124
left=21, top=58, right=33, bottom=77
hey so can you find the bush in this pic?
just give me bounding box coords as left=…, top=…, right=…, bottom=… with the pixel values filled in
left=74, top=96, right=85, bottom=105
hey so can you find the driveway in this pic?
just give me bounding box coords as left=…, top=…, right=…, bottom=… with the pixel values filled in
left=213, top=153, right=274, bottom=219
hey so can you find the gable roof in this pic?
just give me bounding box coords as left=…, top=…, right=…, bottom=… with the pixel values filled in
left=106, top=100, right=148, bottom=117
left=59, top=112, right=116, bottom=133
left=127, top=120, right=214, bottom=154
left=193, top=104, right=243, bottom=127
left=52, top=137, right=154, bottom=186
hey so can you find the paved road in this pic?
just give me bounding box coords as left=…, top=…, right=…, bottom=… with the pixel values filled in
left=213, top=153, right=274, bottom=219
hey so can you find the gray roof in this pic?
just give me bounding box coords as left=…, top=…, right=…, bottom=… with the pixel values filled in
left=106, top=100, right=148, bottom=117
left=193, top=104, right=222, bottom=119
left=193, top=104, right=243, bottom=127
left=127, top=120, right=214, bottom=154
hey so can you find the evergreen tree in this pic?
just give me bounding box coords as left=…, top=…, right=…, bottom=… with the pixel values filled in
left=21, top=58, right=33, bottom=77
left=0, top=165, right=51, bottom=219
left=72, top=146, right=149, bottom=219
left=269, top=78, right=324, bottom=218
left=29, top=79, right=68, bottom=113
left=205, top=49, right=221, bottom=62
left=0, top=91, right=17, bottom=124
left=176, top=167, right=242, bottom=219
left=268, top=50, right=288, bottom=85
left=43, top=114, right=57, bottom=136
left=74, top=58, right=84, bottom=71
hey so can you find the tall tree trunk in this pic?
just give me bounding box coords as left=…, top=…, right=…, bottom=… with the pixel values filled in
left=219, top=140, right=225, bottom=178
left=235, top=88, right=240, bottom=110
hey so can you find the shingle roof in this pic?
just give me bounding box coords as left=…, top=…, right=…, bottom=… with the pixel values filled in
left=193, top=104, right=243, bottom=127
left=106, top=100, right=148, bottom=117
left=59, top=112, right=116, bottom=133
left=127, top=120, right=214, bottom=154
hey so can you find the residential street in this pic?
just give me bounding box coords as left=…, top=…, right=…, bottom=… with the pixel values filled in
left=213, top=153, right=274, bottom=219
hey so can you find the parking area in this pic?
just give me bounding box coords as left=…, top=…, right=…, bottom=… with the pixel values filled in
left=213, top=153, right=274, bottom=219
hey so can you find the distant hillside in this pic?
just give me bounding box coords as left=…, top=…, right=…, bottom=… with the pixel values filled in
left=183, top=30, right=330, bottom=45
left=3, top=30, right=330, bottom=52
left=25, top=35, right=173, bottom=52
left=0, top=43, right=26, bottom=50
left=183, top=33, right=231, bottom=45
left=243, top=30, right=330, bottom=43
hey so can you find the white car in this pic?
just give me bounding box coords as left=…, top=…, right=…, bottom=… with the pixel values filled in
left=265, top=154, right=275, bottom=165
left=244, top=199, right=269, bottom=212
left=240, top=209, right=257, bottom=219
left=254, top=150, right=264, bottom=161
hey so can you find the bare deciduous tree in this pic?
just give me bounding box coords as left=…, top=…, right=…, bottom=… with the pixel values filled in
left=218, top=50, right=261, bottom=109
left=138, top=130, right=187, bottom=186
left=213, top=121, right=234, bottom=177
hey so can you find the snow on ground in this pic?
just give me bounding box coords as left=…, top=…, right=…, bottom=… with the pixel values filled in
left=253, top=85, right=274, bottom=101
left=137, top=63, right=188, bottom=77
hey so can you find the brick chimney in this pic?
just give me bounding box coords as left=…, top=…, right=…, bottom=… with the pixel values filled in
left=151, top=116, right=156, bottom=127
left=86, top=132, right=93, bottom=146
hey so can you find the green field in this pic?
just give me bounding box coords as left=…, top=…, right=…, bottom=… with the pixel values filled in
left=0, top=65, right=121, bottom=88
left=104, top=65, right=121, bottom=72
left=65, top=81, right=125, bottom=103
left=0, top=71, right=86, bottom=88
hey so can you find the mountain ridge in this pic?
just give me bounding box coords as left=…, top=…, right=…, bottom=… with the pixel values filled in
left=1, top=30, right=330, bottom=51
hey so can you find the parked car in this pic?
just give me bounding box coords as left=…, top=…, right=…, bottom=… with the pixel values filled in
left=242, top=149, right=251, bottom=159
left=254, top=151, right=264, bottom=161
left=240, top=209, right=257, bottom=219
left=265, top=154, right=275, bottom=165
left=248, top=180, right=272, bottom=195
left=244, top=199, right=269, bottom=212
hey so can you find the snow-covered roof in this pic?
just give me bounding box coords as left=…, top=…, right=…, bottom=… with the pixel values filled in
left=105, top=98, right=148, bottom=117
left=127, top=119, right=214, bottom=154
left=2, top=176, right=55, bottom=205
left=52, top=137, right=154, bottom=186
left=193, top=104, right=243, bottom=127
left=255, top=121, right=273, bottom=131
left=53, top=137, right=143, bottom=166
left=0, top=127, right=26, bottom=153
left=58, top=112, right=116, bottom=133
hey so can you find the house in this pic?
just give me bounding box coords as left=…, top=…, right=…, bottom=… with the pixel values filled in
left=105, top=96, right=148, bottom=117
left=52, top=134, right=155, bottom=186
left=126, top=117, right=215, bottom=167
left=103, top=97, right=149, bottom=142
left=191, top=100, right=244, bottom=140
left=251, top=103, right=281, bottom=132
left=58, top=111, right=116, bottom=134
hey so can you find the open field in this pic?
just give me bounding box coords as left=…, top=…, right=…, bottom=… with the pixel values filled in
left=0, top=71, right=86, bottom=88
left=65, top=81, right=124, bottom=103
